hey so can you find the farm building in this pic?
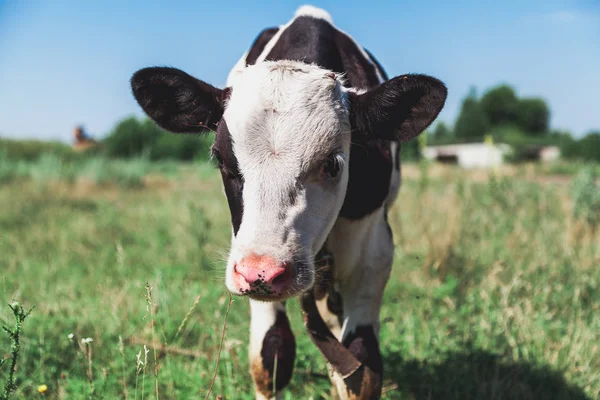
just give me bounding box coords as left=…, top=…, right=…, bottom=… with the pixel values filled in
left=423, top=143, right=511, bottom=169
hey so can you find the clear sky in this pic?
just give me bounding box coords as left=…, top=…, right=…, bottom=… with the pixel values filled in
left=0, top=0, right=598, bottom=142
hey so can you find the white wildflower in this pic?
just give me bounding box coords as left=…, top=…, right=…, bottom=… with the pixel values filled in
left=81, top=337, right=93, bottom=344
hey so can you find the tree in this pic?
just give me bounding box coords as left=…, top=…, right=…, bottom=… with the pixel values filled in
left=517, top=97, right=550, bottom=135
left=561, top=131, right=600, bottom=161
left=102, top=117, right=211, bottom=160
left=480, top=85, right=519, bottom=127
left=454, top=90, right=489, bottom=140
left=431, top=122, right=452, bottom=140
left=400, top=137, right=421, bottom=160
left=576, top=131, right=600, bottom=162
left=103, top=117, right=159, bottom=158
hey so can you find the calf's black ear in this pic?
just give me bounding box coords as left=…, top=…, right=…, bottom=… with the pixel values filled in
left=349, top=74, right=447, bottom=142
left=130, top=67, right=229, bottom=133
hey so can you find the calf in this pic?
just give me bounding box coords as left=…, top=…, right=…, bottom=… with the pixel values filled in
left=130, top=6, right=446, bottom=399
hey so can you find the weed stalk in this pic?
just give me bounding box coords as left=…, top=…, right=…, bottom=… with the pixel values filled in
left=1, top=302, right=34, bottom=400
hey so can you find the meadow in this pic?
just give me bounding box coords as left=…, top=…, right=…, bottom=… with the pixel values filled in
left=1, top=154, right=599, bottom=399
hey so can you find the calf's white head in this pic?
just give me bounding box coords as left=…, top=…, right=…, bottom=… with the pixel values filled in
left=131, top=61, right=446, bottom=301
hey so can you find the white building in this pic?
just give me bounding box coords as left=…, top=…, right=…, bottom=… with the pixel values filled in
left=539, top=146, right=561, bottom=162
left=423, top=143, right=511, bottom=169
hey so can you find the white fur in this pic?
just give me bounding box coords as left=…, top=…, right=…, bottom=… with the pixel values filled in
left=223, top=61, right=351, bottom=298
left=249, top=300, right=286, bottom=400
left=249, top=300, right=285, bottom=360
left=327, top=207, right=394, bottom=339
left=226, top=51, right=248, bottom=87
left=295, top=5, right=334, bottom=23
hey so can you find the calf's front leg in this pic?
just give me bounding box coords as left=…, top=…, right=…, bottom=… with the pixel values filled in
left=248, top=300, right=296, bottom=400
left=321, top=211, right=394, bottom=399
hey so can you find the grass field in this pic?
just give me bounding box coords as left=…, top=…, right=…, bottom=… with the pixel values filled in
left=1, top=157, right=599, bottom=399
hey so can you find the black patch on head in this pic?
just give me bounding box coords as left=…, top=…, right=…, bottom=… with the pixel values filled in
left=333, top=31, right=383, bottom=89
left=264, top=17, right=381, bottom=90
left=260, top=311, right=296, bottom=391
left=342, top=325, right=383, bottom=377
left=213, top=120, right=244, bottom=234
left=339, top=139, right=393, bottom=219
left=364, top=47, right=389, bottom=81
left=266, top=17, right=344, bottom=75
left=246, top=27, right=280, bottom=66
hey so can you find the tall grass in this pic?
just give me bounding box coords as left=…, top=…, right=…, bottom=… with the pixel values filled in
left=0, top=152, right=29, bottom=183
left=0, top=154, right=170, bottom=189
left=0, top=162, right=599, bottom=399
left=570, top=167, right=600, bottom=228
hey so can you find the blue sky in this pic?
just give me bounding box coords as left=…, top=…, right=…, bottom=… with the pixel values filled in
left=0, top=0, right=598, bottom=142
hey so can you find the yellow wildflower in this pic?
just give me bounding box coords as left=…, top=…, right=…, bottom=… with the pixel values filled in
left=38, top=384, right=48, bottom=393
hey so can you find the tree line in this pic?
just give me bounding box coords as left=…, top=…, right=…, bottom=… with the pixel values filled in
left=427, top=84, right=599, bottom=162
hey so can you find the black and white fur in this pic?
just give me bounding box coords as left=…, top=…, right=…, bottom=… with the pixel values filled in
left=130, top=5, right=446, bottom=399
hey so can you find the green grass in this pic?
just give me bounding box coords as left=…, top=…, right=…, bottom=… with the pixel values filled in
left=0, top=158, right=599, bottom=399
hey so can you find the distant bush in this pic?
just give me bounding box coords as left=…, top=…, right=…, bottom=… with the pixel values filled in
left=454, top=89, right=490, bottom=139
left=562, top=132, right=600, bottom=162
left=401, top=138, right=421, bottom=161
left=102, top=117, right=212, bottom=161
left=0, top=138, right=78, bottom=161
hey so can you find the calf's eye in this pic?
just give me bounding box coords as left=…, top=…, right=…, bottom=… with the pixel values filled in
left=322, top=153, right=341, bottom=179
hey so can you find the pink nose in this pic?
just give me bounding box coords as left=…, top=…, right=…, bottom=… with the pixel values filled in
left=233, top=254, right=293, bottom=296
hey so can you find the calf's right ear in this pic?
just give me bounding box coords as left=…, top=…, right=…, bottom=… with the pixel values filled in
left=130, top=67, right=229, bottom=134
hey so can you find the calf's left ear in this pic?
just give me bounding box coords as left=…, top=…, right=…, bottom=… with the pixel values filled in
left=349, top=74, right=447, bottom=143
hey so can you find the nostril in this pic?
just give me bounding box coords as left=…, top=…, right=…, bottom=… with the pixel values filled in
left=271, top=268, right=291, bottom=286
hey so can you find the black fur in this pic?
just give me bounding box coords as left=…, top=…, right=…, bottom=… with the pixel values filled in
left=213, top=120, right=244, bottom=235
left=260, top=311, right=296, bottom=391
left=130, top=67, right=227, bottom=133
left=339, top=139, right=393, bottom=219
left=342, top=325, right=383, bottom=376
left=350, top=74, right=447, bottom=143
left=265, top=17, right=381, bottom=89
left=246, top=27, right=279, bottom=66
left=364, top=48, right=389, bottom=81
